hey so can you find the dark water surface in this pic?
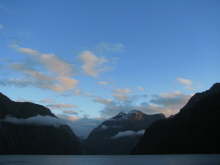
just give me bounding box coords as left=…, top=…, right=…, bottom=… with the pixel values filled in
left=0, top=155, right=219, bottom=165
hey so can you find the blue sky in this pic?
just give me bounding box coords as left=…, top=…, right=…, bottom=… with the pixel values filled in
left=0, top=0, right=220, bottom=122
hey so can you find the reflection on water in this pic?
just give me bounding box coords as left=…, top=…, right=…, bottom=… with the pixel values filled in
left=0, top=155, right=220, bottom=165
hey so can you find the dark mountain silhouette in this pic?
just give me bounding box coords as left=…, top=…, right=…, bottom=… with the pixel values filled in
left=0, top=92, right=82, bottom=154
left=133, top=83, right=220, bottom=154
left=0, top=93, right=55, bottom=119
left=84, top=110, right=165, bottom=154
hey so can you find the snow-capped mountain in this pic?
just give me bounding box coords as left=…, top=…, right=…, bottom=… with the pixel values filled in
left=84, top=110, right=165, bottom=154
left=88, top=110, right=165, bottom=139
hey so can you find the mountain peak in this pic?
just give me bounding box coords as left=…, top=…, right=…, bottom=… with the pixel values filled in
left=0, top=92, right=56, bottom=119
left=133, top=83, right=220, bottom=154
left=181, top=83, right=220, bottom=111
left=0, top=92, right=12, bottom=103
left=86, top=110, right=165, bottom=154
left=111, top=110, right=146, bottom=121
left=209, top=83, right=220, bottom=92
left=127, top=110, right=145, bottom=120
left=118, top=112, right=127, bottom=116
left=112, top=112, right=127, bottom=120
left=128, top=110, right=142, bottom=114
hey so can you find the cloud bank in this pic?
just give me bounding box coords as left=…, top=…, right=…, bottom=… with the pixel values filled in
left=58, top=115, right=104, bottom=138
left=1, top=115, right=67, bottom=128
left=2, top=45, right=78, bottom=92
left=96, top=90, right=191, bottom=117
left=111, top=130, right=145, bottom=139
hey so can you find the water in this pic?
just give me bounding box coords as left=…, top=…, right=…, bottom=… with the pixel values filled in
left=0, top=155, right=220, bottom=165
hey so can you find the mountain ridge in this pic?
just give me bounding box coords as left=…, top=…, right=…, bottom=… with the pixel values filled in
left=84, top=110, right=165, bottom=154
left=133, top=83, right=220, bottom=154
left=0, top=92, right=82, bottom=154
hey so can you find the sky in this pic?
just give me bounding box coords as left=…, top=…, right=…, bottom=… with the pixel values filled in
left=0, top=0, right=220, bottom=137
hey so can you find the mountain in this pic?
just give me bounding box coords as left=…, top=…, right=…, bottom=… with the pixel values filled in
left=0, top=92, right=82, bottom=154
left=133, top=83, right=220, bottom=154
left=84, top=110, right=165, bottom=154
left=0, top=93, right=56, bottom=119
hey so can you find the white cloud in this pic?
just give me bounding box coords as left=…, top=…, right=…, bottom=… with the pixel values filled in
left=51, top=76, right=78, bottom=92
left=72, top=88, right=94, bottom=97
left=113, top=88, right=132, bottom=94
left=112, top=94, right=129, bottom=101
left=46, top=103, right=78, bottom=109
left=112, top=88, right=132, bottom=101
left=11, top=63, right=53, bottom=81
left=1, top=115, right=67, bottom=128
left=39, top=98, right=54, bottom=104
left=160, top=91, right=183, bottom=98
left=177, top=77, right=194, bottom=90
left=58, top=115, right=104, bottom=138
left=79, top=51, right=108, bottom=77
left=66, top=116, right=80, bottom=121
left=8, top=63, right=78, bottom=92
left=17, top=47, right=39, bottom=55
left=7, top=45, right=78, bottom=92
left=99, top=95, right=148, bottom=118
left=99, top=89, right=191, bottom=118
left=40, top=53, right=74, bottom=76
left=38, top=98, right=78, bottom=110
left=150, top=91, right=191, bottom=116
left=111, top=130, right=145, bottom=139
left=93, top=97, right=113, bottom=105
left=137, top=86, right=145, bottom=91
left=12, top=44, right=75, bottom=77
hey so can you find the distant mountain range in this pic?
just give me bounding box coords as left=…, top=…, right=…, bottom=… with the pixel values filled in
left=84, top=110, right=165, bottom=154
left=1, top=83, right=220, bottom=155
left=133, top=83, right=220, bottom=154
left=0, top=93, right=81, bottom=154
